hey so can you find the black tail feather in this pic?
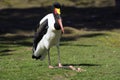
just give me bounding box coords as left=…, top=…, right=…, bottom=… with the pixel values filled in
left=32, top=55, right=41, bottom=60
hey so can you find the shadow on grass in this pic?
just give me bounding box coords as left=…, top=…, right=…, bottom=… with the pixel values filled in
left=63, top=63, right=101, bottom=67
left=0, top=36, right=33, bottom=47
left=61, top=32, right=108, bottom=42
left=0, top=49, right=14, bottom=56
left=0, top=6, right=120, bottom=34
left=63, top=6, right=120, bottom=30
left=0, top=6, right=120, bottom=47
left=60, top=43, right=97, bottom=47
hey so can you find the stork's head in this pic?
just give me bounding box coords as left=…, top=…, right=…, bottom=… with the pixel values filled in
left=53, top=2, right=64, bottom=33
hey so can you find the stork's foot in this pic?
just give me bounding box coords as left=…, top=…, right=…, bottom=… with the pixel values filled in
left=77, top=68, right=86, bottom=72
left=73, top=67, right=86, bottom=72
left=58, top=63, right=63, bottom=67
left=48, top=65, right=54, bottom=69
left=69, top=66, right=86, bottom=72
left=69, top=66, right=76, bottom=71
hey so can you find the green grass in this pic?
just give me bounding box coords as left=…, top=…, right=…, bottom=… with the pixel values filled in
left=0, top=29, right=120, bottom=80
left=0, top=0, right=115, bottom=9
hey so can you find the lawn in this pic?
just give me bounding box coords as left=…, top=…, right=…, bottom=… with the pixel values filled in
left=0, top=0, right=115, bottom=9
left=0, top=28, right=120, bottom=80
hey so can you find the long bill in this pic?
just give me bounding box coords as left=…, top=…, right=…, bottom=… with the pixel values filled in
left=58, top=19, right=64, bottom=33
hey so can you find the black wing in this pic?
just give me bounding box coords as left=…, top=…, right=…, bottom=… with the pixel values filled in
left=33, top=19, right=48, bottom=52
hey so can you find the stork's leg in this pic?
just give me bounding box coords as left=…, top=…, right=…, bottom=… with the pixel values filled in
left=57, top=45, right=62, bottom=67
left=48, top=49, right=54, bottom=68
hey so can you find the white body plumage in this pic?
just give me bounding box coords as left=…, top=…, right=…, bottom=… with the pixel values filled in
left=33, top=13, right=62, bottom=60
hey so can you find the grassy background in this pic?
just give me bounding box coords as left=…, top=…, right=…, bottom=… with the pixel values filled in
left=0, top=28, right=120, bottom=80
left=0, top=0, right=116, bottom=9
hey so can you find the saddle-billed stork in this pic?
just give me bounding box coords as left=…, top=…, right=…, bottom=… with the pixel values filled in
left=32, top=2, right=64, bottom=68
